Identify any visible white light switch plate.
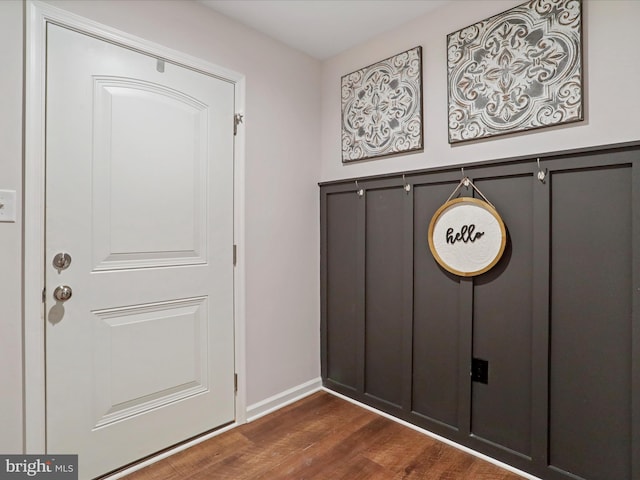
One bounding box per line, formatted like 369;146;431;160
0;190;17;222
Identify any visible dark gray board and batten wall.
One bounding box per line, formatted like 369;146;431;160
320;141;640;480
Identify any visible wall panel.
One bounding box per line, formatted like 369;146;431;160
325;191;360;390
364;188;405;407
549;165;632;479
471;175;534;457
413;182;461;429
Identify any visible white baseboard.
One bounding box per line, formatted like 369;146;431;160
246;377;323;422
323;388;543;480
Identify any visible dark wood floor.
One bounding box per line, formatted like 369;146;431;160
122;391;524;480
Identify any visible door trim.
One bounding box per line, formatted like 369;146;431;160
24;0;247;453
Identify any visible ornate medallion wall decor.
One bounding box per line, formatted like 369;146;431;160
342;46;423;162
447;0;583;143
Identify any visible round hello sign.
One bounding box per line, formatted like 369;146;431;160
428;197;506;277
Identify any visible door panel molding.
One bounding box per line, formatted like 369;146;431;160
24;0;246;454
92;296;209;428
91;76;209;270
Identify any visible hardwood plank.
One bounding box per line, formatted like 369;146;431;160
290;417;395;479
249;405;375;479
167;432;252;476
117;459;181;480
361;421;437;474
315;455;394;480
122;392;525;480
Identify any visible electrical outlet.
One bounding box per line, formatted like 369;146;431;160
471;358;489;384
0;190;17;222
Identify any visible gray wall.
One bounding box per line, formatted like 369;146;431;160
320;1;640;182
321;144;640;480
0;0;25;454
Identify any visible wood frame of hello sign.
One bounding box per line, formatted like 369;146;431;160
428;178;506;277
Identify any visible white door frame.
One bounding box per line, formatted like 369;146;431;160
24;0;247;454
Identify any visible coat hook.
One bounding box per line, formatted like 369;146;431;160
536;158;546;183
355;180;364;197
403;174;411;193
461;168;470;187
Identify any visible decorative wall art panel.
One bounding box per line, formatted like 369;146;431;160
342;46;423;162
447;0;583;143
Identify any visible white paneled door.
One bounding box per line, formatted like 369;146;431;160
45;24;235;479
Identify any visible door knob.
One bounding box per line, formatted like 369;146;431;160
53;285;73;302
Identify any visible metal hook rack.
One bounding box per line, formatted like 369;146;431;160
461;168;470;187
403;175;411;193
446;169;495;208
536;158;547;183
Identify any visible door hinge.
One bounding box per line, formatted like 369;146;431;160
42;287;46;303
233;244;237;266
233;113;244;136
234;373;238;393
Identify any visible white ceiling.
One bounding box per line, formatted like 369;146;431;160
198;0;450;60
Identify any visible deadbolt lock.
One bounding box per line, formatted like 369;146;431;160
52;252;72;272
